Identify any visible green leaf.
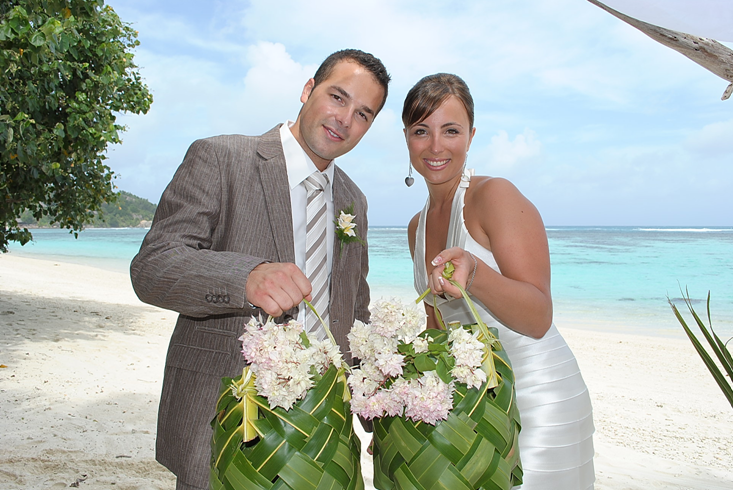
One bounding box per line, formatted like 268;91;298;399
423;329;447;342
670;291;733;408
428;342;449;354
436;357;453;385
398;343;415;355
29;31;46;46
0;24;14;41
413;354;436;373
278;452;323;490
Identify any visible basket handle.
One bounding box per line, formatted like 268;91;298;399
301;298;339;347
416;261;500;388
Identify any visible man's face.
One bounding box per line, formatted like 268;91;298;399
292;60;385;170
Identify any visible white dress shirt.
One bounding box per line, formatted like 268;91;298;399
279;121;335;325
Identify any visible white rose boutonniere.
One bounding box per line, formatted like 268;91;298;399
334;203;365;254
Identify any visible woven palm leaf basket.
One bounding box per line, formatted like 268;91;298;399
210;310;364;490
370;273;523;490
372;330;521;490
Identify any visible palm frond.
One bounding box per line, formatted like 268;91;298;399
669;289;733;408
211;364;364;489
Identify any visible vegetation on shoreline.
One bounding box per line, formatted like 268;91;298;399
19;191;156;228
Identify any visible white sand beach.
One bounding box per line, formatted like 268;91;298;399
1;254;732;489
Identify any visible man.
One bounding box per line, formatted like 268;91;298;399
130;49;390;490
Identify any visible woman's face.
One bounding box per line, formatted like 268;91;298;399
405;95;476;186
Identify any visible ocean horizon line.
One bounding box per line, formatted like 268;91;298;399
16;224;733;233
374;225;733;231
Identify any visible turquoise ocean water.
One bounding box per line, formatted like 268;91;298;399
6;226;733;338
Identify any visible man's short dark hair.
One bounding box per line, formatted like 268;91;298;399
312;49;391;114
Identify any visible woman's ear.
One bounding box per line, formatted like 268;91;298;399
467;126;477;151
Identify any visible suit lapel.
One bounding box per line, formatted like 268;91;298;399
331;167;358;283
254;132;359;305
257;126;296;264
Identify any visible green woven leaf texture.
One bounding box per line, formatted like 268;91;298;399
211;364;364;490
373;338;522;490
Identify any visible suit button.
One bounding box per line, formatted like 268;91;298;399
216;295;223;303
205;294;213;303
223;295;230;304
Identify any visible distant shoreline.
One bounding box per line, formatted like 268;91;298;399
17;222;152;230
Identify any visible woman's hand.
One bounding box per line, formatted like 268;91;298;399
428;247;478;299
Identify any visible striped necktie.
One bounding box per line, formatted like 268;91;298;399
304;172;330;338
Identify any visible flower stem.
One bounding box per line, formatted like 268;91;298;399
303;298;339;348
416;261;499;388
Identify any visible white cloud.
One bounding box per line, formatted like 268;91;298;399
475;129;544;173
101;0;733;224
239;42;316;128
684;119;733;158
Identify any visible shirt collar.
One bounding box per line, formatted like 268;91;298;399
280;121;334;190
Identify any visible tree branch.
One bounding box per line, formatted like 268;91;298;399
588;0;733;100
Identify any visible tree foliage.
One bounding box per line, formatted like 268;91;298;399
0;0;152;252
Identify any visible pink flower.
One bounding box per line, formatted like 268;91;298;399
402;372;454;425
375;352;405;378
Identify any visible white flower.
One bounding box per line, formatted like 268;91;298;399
452;365;487;389
369;298;426;340
412;337;429;354
338;211;357;237
449;327;485;369
239;316;340;410
375;351;405;378
347;368;381;397
347;320;373;360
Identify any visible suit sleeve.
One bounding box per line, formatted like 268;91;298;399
130;138;267;317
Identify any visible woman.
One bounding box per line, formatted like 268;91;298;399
405;73;595;489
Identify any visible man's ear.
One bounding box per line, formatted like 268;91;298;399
300;78;316;104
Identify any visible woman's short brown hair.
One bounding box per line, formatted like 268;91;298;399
402;73;474;130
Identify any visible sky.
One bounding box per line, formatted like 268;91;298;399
103;0;733;227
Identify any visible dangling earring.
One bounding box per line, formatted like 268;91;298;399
405;162;415;187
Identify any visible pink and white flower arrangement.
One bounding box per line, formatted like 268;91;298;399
240;316;344;410
347;298;493;425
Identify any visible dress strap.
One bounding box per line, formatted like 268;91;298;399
445;168;473;250
413;197;431;301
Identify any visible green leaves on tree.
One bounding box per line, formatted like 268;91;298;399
0;0;153;251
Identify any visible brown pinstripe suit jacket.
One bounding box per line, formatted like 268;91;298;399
130;125;370;487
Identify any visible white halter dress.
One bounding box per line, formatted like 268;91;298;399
413;171;595;490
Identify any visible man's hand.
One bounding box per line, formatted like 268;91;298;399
245;262;312;317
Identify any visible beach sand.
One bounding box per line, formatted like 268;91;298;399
1;254;731;489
